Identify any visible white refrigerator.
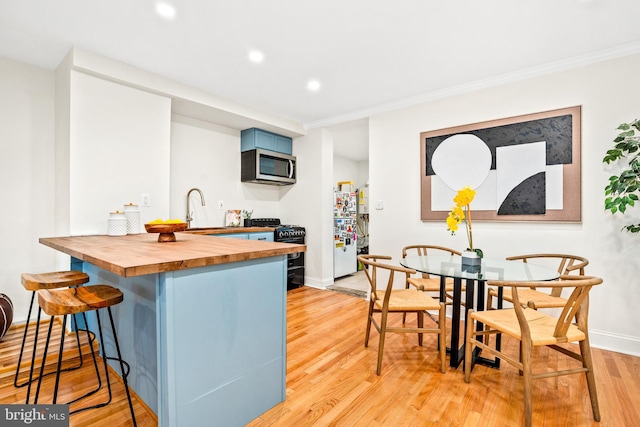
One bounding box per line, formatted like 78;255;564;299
334;190;358;278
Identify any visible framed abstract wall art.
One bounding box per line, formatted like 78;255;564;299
420;106;581;222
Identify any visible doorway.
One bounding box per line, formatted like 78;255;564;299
330;118;369;296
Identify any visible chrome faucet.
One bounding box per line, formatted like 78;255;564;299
186;188;206;228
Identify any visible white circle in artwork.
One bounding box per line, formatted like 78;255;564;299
431;134;492;190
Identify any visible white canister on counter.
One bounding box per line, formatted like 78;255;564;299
123;203;141;234
108;211;127;236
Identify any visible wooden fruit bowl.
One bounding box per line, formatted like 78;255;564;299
144;223;188;242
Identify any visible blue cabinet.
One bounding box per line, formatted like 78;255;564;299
248;231;274;242
209;231;274;242
211;233;249;239
241;128;292;155
82;255;287;426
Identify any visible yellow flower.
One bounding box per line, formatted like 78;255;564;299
452;206;465;221
446;214;459;232
453;186;476;207
446;186;477;250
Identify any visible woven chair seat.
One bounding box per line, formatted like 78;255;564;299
402;245;462;309
408;276;463;292
359;254;446;375
471;307;586;345
373;289;441;312
491;287;566;309
466;275;603;427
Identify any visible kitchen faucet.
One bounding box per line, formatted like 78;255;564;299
186;188;206;228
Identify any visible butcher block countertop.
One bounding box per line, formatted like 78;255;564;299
39;232;305;278
185;226;274;234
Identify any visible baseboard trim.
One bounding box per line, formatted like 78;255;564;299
303;276;333;289
589;329;640;357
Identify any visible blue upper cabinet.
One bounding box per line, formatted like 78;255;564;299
241;128;292;155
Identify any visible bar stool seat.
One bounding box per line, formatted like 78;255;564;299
15;271;90;389
30;285;137;425
21;271;90;291
38;285;123;315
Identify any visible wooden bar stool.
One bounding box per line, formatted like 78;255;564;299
29;285;137;425
16;271;90;388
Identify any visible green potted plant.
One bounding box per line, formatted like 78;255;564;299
603;119;640;233
242;209;254;227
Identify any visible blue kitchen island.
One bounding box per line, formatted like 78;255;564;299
39;232;305;426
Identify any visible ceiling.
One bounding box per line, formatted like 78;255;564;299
2;1;640;161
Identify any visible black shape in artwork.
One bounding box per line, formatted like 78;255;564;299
425;114;573;176
498;172;546;215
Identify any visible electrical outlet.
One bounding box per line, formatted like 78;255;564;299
141;193;151;207
218;200;224;210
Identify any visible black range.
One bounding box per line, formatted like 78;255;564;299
251;218;305;290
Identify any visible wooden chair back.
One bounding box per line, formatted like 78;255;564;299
491;275;602;340
402;245;461;279
358;254;415;309
358;254;446;375
506;253;588;297
468;274;603;426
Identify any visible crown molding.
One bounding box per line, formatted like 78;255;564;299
305;41;640;130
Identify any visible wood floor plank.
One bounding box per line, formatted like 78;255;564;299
1;285;638;426
0;317;156;426
254;286;639;426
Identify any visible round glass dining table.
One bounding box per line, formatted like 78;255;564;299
400;254;560;369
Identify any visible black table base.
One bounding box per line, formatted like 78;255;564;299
441;276;502;369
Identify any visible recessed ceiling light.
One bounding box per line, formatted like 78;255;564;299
249;51;264;63
155;2;176;19
307;80;321;91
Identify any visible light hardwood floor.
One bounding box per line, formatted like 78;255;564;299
1;286;639;426
0;319;157;426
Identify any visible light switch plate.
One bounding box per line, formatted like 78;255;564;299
141;193;151;207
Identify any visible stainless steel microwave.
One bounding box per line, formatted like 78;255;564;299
241;149;296;185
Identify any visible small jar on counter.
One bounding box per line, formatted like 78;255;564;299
108;211;127;236
123;203;141;234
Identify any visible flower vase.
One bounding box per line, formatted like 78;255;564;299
461;250;482;273
461;250;481;267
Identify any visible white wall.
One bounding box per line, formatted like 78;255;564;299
333;155;369;191
357;160;369;189
67;71;172;234
169;116;282;225
281;128;335;287
0;55;292;323
333;155;357;189
0;58;56;323
368;53;640;355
